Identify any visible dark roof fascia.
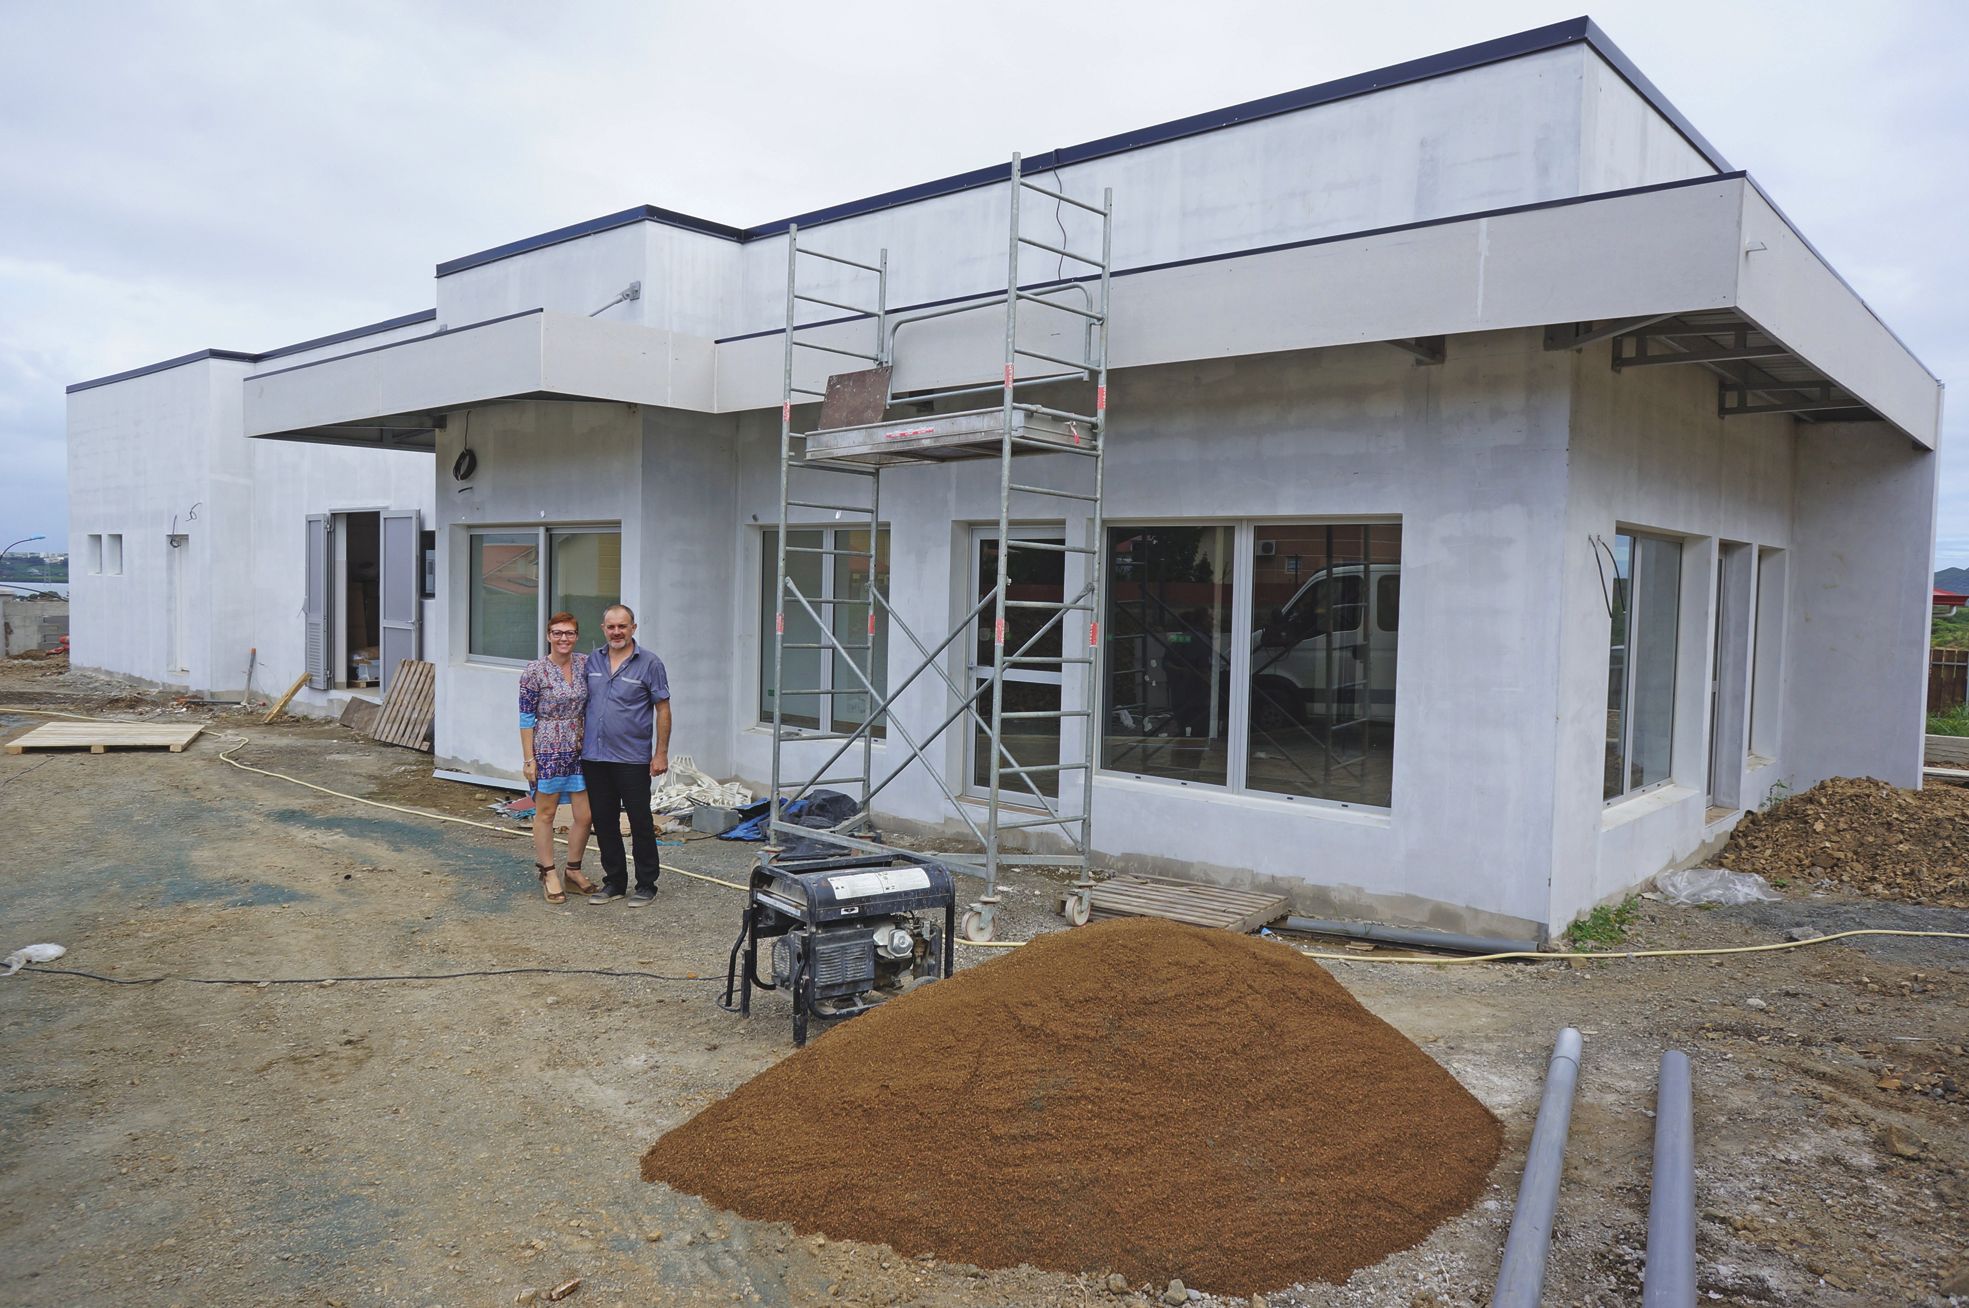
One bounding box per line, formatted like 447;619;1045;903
257;308;439;362
67;308;439;394
66;349;259;395
435;204;746;277
715;170;1751;345
434;17;1732;277
243;308;546;383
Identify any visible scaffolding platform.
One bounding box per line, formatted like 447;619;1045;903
803;407;1095;465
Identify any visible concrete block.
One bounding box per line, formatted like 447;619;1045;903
690;805;741;835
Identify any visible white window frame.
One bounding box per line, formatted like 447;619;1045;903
1098;515;1402;813
757;524;891;738
465;523;621;665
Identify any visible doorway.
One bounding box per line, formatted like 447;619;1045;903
967;527;1065;799
336;511;381;687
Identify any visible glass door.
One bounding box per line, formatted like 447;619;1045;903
968;528;1065;799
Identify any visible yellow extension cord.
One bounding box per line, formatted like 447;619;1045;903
6;705;1966;961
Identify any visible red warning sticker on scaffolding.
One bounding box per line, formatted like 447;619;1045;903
868;612;876;636
775;612;784;635
1089;620;1100;649
1004;364;1015;388
1068;423;1081;444
781;401;791;423
994;618;1006;646
1096;385;1107;413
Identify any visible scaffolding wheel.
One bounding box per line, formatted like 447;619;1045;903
1062;892;1091;927
960;907;995;944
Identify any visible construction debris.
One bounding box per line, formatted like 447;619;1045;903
1720;778;1969;908
641;918;1501;1296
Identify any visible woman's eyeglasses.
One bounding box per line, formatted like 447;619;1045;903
549;630;579;640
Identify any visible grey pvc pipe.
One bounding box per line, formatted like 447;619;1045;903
1491;1027;1583;1308
1643;1050;1696;1306
1280;916;1540;958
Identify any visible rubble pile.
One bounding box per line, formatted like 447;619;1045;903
1721;777;1969;909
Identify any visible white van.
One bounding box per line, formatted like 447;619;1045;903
1249;562;1399;728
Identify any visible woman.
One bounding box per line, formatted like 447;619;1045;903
519;612;598;903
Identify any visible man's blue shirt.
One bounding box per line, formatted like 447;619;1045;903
581;643;670;764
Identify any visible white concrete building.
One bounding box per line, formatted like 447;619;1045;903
67;19;1942;940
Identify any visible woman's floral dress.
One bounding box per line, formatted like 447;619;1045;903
518;652;589;794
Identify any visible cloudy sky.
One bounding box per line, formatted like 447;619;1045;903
2;0;1964;563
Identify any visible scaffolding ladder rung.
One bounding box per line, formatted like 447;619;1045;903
899;373;1083;406
771;733;867;743
995;813;1079;830
1006;655;1094;666
1009;482;1098;502
1000;762;1090;775
1014;290;1105;321
1017;234;1104;267
1013;345;1093;372
790;387;826;397
1005;538;1095;554
1017;178;1107;215
1018;402;1100;425
794;292;880;316
780;643;872;651
788;775;869;788
794;340;883;363
1000;709;1091;719
1008;435;1099;457
798;248;883;273
775;688;871;697
785;500;876;513
1003;600;1095;612
795;458;880;477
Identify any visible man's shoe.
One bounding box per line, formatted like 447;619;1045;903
587;887;626;905
625;888;658;908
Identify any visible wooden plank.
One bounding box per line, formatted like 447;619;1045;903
339;696;382;735
5;721;204;754
264;672;310;724
369;660;436;752
1088;873;1287;933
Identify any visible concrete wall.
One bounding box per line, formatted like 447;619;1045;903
1552;341;1796;924
66;357;433;708
1;598;67;656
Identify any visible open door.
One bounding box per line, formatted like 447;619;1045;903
379;509;422;694
304;514;333;691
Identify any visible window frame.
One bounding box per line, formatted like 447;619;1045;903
1603;528;1685;805
758;524;891;739
1098;516;1402;813
465;523;622;665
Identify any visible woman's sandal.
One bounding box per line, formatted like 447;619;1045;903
563;862;598;896
536;862;567;905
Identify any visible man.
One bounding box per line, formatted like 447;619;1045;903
580;603;672;906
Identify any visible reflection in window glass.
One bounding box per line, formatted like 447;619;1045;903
549;530;621;654
1246;523;1400;806
760;527;890;737
1102;526;1234;785
832;528;890;737
469;531;539;660
1604;532;1681;799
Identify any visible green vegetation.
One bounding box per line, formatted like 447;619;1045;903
1928;701;1969;738
1566;896;1640;949
1933;610;1969;649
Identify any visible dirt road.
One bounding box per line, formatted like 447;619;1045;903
1;665;1965;1306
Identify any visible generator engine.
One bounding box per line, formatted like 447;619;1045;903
721;852;956;1045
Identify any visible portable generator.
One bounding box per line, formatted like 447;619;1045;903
721;852;956;1045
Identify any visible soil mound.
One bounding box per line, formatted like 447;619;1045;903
642;917;1501;1295
1721;778;1969;909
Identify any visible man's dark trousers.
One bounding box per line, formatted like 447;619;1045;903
582;761;661;895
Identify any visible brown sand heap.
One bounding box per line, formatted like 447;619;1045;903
1721;777;1969;909
642;917;1501;1295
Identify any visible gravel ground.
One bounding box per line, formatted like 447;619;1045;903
2;660;1966;1307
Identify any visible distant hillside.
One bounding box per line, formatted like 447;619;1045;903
1939;567;1969;594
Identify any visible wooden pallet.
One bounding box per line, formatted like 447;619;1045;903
1088;873;1287;933
5;721;204;755
369;660;436;752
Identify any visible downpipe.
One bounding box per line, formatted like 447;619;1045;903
1491;1027;1583;1308
1279;915;1541;957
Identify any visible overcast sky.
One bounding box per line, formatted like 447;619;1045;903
2;0;1964;564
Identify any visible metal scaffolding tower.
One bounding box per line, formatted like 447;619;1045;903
767;153;1113;943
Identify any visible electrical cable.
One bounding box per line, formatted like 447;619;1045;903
11;705;1967;963
17;965;715;987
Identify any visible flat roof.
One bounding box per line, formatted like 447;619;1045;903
66;309;436;395
433;16;1728;277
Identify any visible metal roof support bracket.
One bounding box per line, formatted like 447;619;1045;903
1542;316;1672;352
1389;336;1446;365
1717;381;1863;418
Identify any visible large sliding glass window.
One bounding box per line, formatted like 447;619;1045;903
760;527;890;738
1604;531;1683;800
1247;523;1401;807
468;526;621;662
1103;526;1234;785
1101;520;1401;810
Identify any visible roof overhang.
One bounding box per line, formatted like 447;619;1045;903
247;175;1940;453
243;309;716;449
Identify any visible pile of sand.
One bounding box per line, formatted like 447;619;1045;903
642;917;1501;1295
1722;777;1969;909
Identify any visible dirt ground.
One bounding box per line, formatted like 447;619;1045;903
2;657;1966;1307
